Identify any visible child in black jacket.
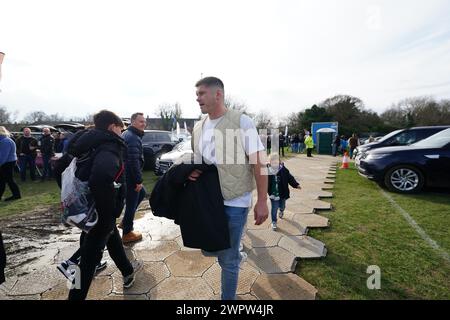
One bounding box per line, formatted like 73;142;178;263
267;154;301;230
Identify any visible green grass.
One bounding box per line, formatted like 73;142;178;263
0;170;159;219
296;163;450;300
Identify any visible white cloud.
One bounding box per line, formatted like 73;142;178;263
1;0;450;120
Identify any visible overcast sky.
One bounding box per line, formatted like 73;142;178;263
1;0;450;121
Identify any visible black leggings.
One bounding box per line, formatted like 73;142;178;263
0;162;21;199
68;211;133;300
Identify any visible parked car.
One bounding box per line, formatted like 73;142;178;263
354;126;450;159
20;125;59;133
54;123;85;133
155;138;193;175
356;128;450;193
142;130;176;169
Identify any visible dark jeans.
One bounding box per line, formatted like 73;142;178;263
0;162;21;199
270;199;286;222
279;146;285;157
122;185;146;234
18;155;36;181
307;148;313;157
41;154;53;179
68;208;133;300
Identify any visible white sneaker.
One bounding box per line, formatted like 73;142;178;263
271;222;277;231
240;251;248;266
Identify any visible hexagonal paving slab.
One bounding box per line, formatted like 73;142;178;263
278;235;327;259
135;240;180;262
8;266;62;296
202;262;260;295
247;247;297;274
112;261;170;295
165;251;216;277
148;277;214;300
251;273;317;300
293;213;329;228
273;218;308;236
245;229;283;248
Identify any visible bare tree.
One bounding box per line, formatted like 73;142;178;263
0;106;11;124
224;95;251;115
253;110;273;130
156;102;183;131
23;110;48;124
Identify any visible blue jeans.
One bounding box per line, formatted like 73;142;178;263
42;154;53;179
270;199;286;222
215;206;248;300
122;184;146;234
18;155;36;181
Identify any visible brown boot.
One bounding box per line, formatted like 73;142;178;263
122;231;143;244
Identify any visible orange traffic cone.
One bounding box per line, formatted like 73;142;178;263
341;152;350;169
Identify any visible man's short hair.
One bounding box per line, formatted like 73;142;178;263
93;110;124;130
131;112;144;122
195;77;224;91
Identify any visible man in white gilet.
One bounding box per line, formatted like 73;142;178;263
190;77;269;300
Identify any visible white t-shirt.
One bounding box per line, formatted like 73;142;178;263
199;114;265;208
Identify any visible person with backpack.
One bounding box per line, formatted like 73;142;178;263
53;128;108;282
66;110;142;300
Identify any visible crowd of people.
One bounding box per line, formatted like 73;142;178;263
0;76;365;300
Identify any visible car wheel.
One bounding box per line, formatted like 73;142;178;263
384;165;424;193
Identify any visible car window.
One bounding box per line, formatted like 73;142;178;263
389;130;417;145
142;133;156;143
157;133;172;142
378;129;403;143
412;128;450;148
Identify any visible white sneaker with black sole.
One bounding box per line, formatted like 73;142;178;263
123;260;144;289
57;259;108;281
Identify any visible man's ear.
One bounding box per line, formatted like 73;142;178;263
107;123;114;132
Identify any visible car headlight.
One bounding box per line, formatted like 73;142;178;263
366;153;388;160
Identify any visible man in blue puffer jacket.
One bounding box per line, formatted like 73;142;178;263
119;113;146;243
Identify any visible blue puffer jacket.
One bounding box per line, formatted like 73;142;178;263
0;135;18;166
122;126;144;186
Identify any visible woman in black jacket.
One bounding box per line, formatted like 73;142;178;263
66;110;142;300
267;154;301;231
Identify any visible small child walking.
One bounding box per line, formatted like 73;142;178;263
267;154;301;231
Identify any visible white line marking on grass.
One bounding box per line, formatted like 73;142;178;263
379;187;450;264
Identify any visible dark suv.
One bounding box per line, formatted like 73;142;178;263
356;128;450;193
142;130;176;169
355;126;450;159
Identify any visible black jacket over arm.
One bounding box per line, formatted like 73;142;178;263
150;155;230;252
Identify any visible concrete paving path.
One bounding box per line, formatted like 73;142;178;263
0;154;338;300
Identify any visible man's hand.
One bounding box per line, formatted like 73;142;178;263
19;153;25;156
188;169;203;181
254;199;269;225
135;183;143;192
